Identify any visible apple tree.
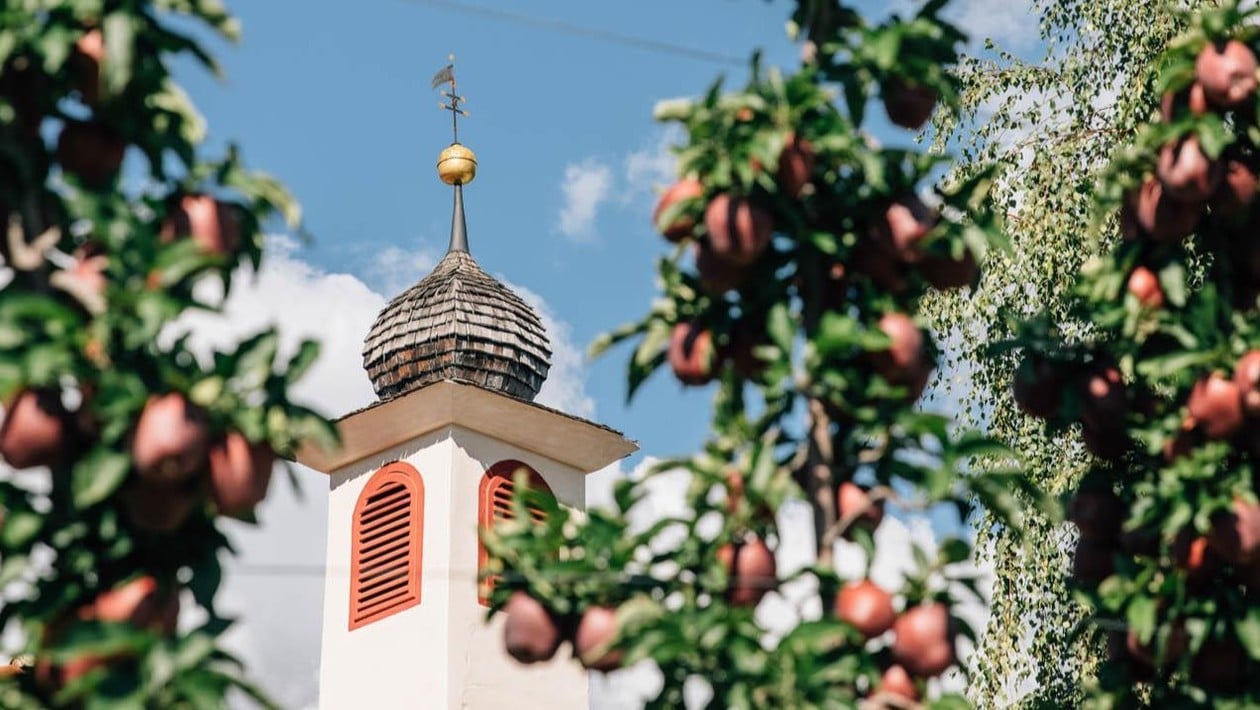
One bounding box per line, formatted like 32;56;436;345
1007;1;1260;704
483;1;1038;706
0;1;334;707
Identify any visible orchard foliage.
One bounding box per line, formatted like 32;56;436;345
484;1;1038;707
930;0;1210;702
1010;2;1260;705
0;1;333;707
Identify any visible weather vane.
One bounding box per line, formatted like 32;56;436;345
432;54;467;144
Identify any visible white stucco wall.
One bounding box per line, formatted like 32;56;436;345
319;429;453;709
447;426;589;710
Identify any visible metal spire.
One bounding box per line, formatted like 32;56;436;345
449;183;468;253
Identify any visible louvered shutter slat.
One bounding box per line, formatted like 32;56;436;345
349;464;425;630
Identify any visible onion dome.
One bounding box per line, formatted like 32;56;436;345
362;144;551;402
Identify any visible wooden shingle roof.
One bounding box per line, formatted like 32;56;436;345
362;249;552;402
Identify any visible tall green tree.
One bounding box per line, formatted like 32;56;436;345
925;1;1206;705
0;2;334;706
484;1;1034;707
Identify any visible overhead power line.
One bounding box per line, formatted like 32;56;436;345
400;0;747;67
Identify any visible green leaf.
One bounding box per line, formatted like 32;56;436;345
1237;607;1260;661
937;537;971;565
767;301;794;354
101;13;136;97
72;448;131;509
1;509;42;549
284;340;321;385
232;330;280;390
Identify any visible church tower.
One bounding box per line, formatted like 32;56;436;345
297;66;637;709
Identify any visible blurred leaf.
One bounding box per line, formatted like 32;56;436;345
72;448;131;509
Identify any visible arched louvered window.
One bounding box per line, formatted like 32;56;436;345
478;460;554;606
349;462;424;630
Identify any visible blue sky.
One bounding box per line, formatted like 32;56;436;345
177;0;804;463
162;1;1043;706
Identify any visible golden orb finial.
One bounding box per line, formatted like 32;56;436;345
438;143;477;185
432;57;475;186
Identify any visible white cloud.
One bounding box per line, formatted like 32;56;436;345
558;159;615;242
366;244;438;298
623;129;680;202
506;280;596;420
947;0;1039;50
555;128;683;244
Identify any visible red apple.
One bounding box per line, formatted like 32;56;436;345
875;197;937;263
1132;179;1200;242
883;78;938;130
1127;624;1188;669
56;576;179;684
920;249;978;290
1079;366;1126;432
56;121;125;187
1081;421;1126;460
1013;356;1064;419
776;133;815;198
574;605;623;671
1160;83;1210;121
1174;531;1220;581
1157;136;1221;203
1196;40;1258;109
875;664;919;701
160;194;242;256
668;322;716;386
835;580;895;639
1208;497;1260;565
837;481;884;537
653;179;704;242
1072;537;1116;583
1069;488;1125;540
130;393;210;483
208;432;275;518
891;603;955;678
1234;350;1260;416
502;592;562;664
851;239;910;293
1187;372;1244;439
70;29;104;105
703;194;773;266
0;388;70;469
1126;266;1164;309
870;312;932;399
1210;157;1258;217
717;538;777;607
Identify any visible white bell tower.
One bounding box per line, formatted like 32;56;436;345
296;76;637;708
297;381;634;709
